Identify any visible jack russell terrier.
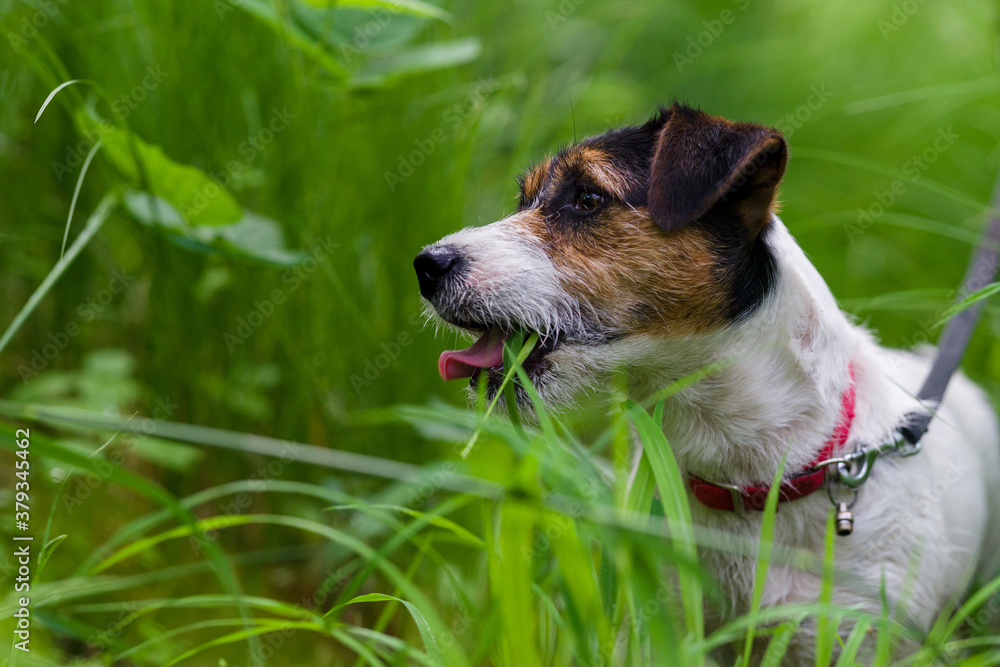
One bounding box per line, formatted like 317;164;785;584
413;103;1000;663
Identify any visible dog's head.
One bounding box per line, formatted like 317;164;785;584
414;103;788;411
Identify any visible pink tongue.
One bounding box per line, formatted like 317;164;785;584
439;328;507;381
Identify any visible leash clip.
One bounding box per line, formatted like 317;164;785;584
834;447;877;488
830;432;920;489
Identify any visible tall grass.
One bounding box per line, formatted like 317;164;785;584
2;379;999;664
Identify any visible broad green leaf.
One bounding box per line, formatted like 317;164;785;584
77;112;242;226
214;211;308;265
299;0;452;22
354;38;481;86
123;191;306;267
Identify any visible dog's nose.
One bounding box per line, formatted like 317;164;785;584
414;245;461;299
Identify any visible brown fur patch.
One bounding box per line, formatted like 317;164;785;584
509;207;730;337
518;158;552;209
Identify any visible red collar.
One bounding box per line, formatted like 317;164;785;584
687;365;856;513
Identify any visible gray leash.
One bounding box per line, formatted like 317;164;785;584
900;187;1000;445
825;180;1000;535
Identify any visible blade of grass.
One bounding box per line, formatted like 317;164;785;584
43;427;126;576
0;191;118;357
34;78;85;123
623;399;703;662
492;456;543;667
90;513;465;665
502;328;526;432
874;573;894;665
163;619;323;666
330;625;389;667
461;331;539;457
915;573;1000;666
333;593;441;664
70;594;318;621
741;452;789;667
78;478;359;574
325;503;483;548
936;281;1000;326
762;618;802;667
833;617;871;666
326;495;476;613
0;423;264;662
843;76;1000;114
0;400;504;499
815;509;839;665
499;500;543;666
61;139;103;259
696;602;873;656
543;508;612;661
347;625;440;666
348;550;429;667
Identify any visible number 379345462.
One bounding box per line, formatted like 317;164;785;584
14;429;30;517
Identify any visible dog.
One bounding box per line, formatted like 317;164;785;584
414;103;1000;663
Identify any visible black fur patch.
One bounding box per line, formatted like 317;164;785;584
698;215;778;321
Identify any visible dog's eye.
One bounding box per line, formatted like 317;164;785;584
574;190;605;213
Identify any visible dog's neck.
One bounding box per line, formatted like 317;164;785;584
631;219;877;484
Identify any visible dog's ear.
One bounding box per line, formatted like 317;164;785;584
647;104;787;235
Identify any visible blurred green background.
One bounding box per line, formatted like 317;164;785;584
2;0;1000;663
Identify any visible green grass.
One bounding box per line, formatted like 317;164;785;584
3;393;999;664
2;0;1000;664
